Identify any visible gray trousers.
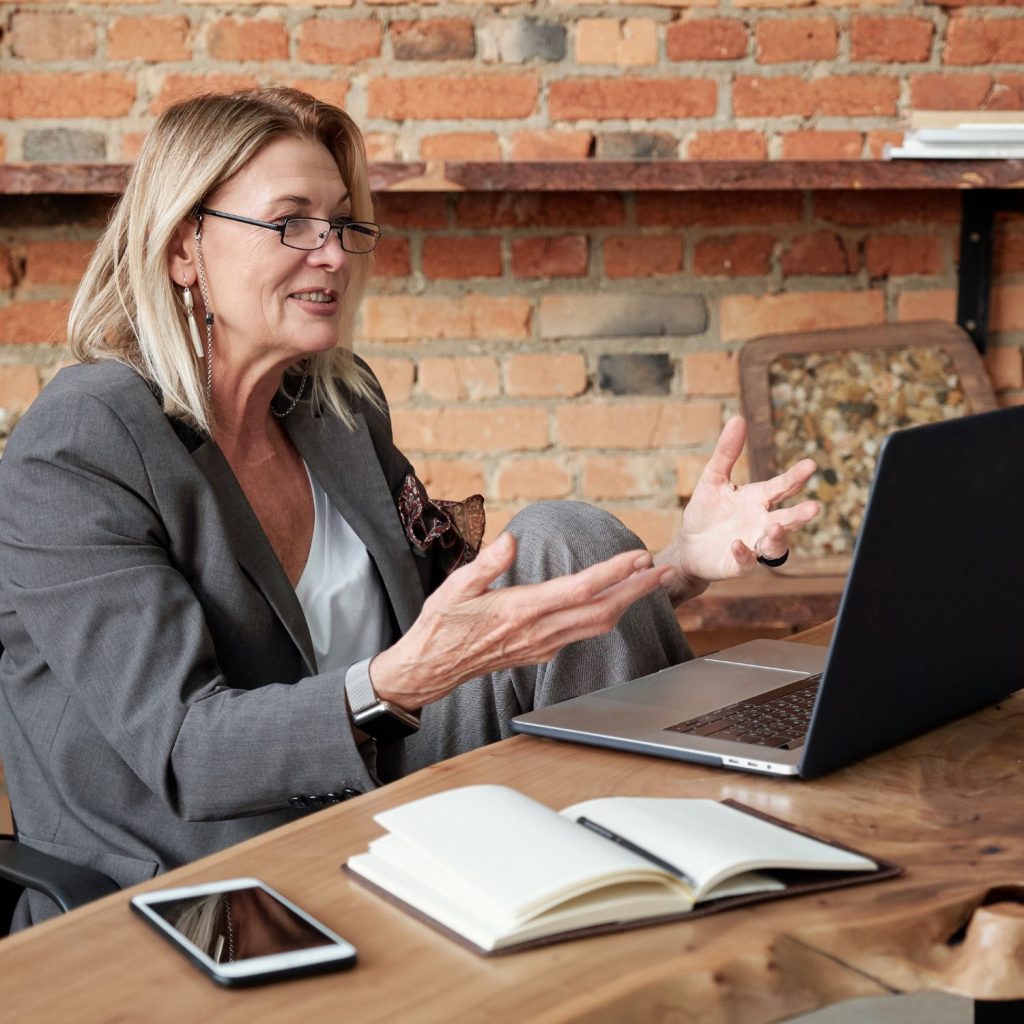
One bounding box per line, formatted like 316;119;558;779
384;501;693;780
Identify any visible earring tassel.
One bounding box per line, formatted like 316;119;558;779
182;286;205;360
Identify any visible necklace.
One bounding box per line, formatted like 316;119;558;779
271;365;309;419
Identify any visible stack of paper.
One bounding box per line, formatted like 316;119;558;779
887;111;1024;160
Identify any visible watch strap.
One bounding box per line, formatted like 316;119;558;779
345;657;378;716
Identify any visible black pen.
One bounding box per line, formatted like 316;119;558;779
576;816;698;890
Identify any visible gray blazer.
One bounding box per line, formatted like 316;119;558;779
0;360;441;923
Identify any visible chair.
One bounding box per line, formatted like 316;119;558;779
0;643;120;935
739;321;997;577
0;825;120;935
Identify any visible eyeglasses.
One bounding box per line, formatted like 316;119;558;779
196;206;381;254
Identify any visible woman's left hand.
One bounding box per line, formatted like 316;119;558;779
655;414;819;605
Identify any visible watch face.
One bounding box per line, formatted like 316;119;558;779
353;703;420;742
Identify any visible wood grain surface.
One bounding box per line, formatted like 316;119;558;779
2;623;1022;1023
4;160;1024;196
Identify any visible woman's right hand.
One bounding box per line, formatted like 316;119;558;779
367;532;676;712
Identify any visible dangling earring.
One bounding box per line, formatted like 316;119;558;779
193;221;215;404
181;284;204;360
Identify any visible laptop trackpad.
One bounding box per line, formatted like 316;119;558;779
599;658;810;717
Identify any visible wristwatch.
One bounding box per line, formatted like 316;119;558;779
345;657;421;742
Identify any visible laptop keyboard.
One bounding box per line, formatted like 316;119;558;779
665;674;822;750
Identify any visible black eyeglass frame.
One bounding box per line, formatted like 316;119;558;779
195;206;382;254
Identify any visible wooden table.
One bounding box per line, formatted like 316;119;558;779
2;621;1023;1023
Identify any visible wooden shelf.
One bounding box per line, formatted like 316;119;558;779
676;572;845;634
3;159;1024;196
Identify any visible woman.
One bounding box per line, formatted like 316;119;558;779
0;88;816;928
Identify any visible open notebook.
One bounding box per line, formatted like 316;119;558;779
344;785;900;955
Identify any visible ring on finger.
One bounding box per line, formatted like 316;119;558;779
754;536;789;568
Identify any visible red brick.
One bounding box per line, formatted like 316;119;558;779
421;237;502;279
636;191;802;228
813;75;900;116
864;235;944;277
120;132;148;161
208;18;287;61
362;295;531;340
10;12;97;60
455;193;626;229
720;291;885;343
22;241;96;286
510;130;593;160
108;15;190;60
924;0;1024;6
511;236;588;279
991;74;1024;110
416;459;486;500
813;191;960;226
372;236;411;278
391;18;475;60
991;284;1024;331
0;300;69;345
505;354;588;398
368;74;538;120
0;366;42;411
910;73;992;110
609;508;680;555
375;194;448;231
733;75;899;117
556;401;721;449
0;246;15;291
496;459;573;501
362;132;395;161
604;235;683;278
417;357;500;401
897;289;956;323
582;456;661;500
945;16;1024;65
667;17;747;61
866;130;904;158
392;407;549;453
694;234;774;277
733;75;813;117
734;0;841;8
852;15;934;63
683;351;739;396
780;131;863;159
286;78;349;109
686;130;767;160
675;453;707;499
0;73;135;119
482;506;518;545
549;78;717;120
781;232;859;276
984;346;1024;391
152;74;257;115
420;133;501;160
296;18;381;64
756;17;837;63
994;219;1024;274
576;19;658;66
366;357;414;404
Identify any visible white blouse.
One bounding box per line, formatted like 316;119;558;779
294;465;391;675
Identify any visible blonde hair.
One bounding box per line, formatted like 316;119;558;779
68;87;379;435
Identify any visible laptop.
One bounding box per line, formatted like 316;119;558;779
513;404;1024;779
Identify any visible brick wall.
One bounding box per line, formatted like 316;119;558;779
2;1;1024;548
5;1;1024;162
4;188;1024;548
